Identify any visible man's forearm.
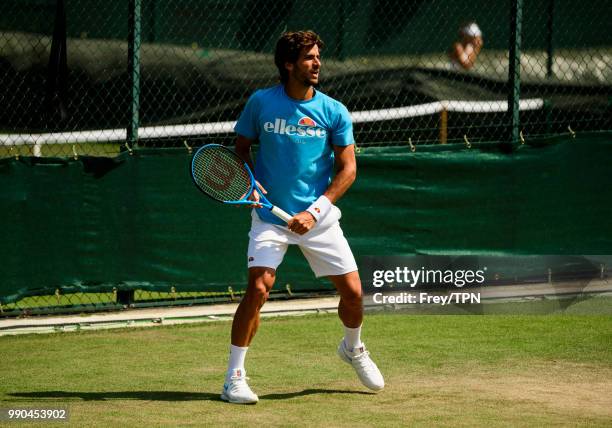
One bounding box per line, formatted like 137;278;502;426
323;165;356;204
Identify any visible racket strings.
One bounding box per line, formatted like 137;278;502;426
192;147;252;202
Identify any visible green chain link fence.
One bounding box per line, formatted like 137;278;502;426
0;287;311;317
1;0;610;157
1;0;611;315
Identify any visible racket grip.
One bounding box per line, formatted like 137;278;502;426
270;206;293;223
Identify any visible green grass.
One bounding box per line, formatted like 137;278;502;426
1;313;611;427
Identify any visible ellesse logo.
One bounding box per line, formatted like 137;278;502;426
263;117;326;137
298;117;317;127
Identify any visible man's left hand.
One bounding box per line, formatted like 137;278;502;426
287;211;317;235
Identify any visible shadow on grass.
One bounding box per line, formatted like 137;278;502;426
260;389;374;400
7;391;222;402
8;389;372;402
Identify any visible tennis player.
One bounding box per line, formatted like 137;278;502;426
221;30;384;404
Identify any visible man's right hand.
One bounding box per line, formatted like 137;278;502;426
287;211;317;235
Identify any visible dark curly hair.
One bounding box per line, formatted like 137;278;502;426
274;31;324;84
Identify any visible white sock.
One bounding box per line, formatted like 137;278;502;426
226;344;248;379
343;325;363;351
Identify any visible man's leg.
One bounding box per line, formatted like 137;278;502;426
330;271;384;391
330;271;364;349
329;270;363;328
221;267;276;404
232;267;276;346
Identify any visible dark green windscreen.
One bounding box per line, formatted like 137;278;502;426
1;133;611;303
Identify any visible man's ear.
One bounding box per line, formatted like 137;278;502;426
285;62;294;73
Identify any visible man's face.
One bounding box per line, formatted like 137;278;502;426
461;34;483;49
286;44;321;87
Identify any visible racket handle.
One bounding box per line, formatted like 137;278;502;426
270;206;293;223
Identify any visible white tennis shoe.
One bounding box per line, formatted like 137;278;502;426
220;368;259;404
337;339;385;391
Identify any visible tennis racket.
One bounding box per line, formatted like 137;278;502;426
191;144;293;223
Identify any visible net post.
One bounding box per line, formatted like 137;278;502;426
543;99;553;134
507;0;524;148
127;0;142;147
439;107;448;144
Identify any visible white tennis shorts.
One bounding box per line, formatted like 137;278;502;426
247;206;358;278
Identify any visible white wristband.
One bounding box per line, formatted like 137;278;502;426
306;195;332;222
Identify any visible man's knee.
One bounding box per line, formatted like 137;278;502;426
246;267;276;305
250;281;269;304
330;271;363;307
342;287;362;308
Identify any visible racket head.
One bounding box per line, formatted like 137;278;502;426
191;144;256;204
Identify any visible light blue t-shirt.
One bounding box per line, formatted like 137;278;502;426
234;84;354;225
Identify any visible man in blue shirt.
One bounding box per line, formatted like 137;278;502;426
221;31;384;404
